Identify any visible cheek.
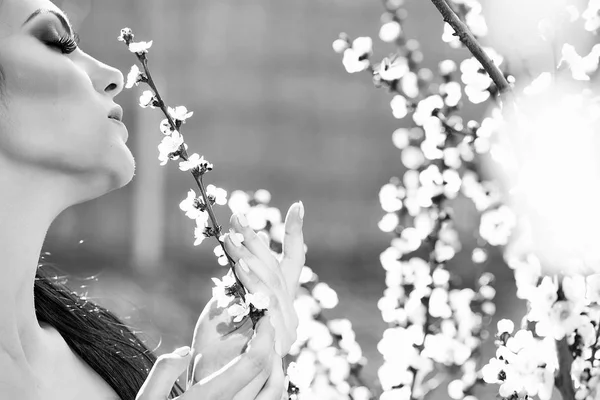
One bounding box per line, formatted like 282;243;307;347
0;41;119;171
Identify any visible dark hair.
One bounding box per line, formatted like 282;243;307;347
34;261;186;400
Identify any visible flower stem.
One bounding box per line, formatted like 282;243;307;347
429;0;511;95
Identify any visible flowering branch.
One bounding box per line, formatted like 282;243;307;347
429;0;511;94
117;28;268;325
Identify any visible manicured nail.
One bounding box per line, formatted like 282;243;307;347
298;201;304;220
173;346;190;357
237;213;249;228
229;230;244;247
238;258;250;273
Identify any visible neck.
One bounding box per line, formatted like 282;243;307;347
0;171;67;388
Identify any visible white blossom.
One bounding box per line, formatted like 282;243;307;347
125;64;142;89
158;130;184;166
128;40;153;54
168;105;194;123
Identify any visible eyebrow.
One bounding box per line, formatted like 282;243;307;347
22;8;74;36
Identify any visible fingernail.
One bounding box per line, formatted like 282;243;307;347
238;258;250;273
229;230;244;247
173;346;190;357
298;201;304;220
237;213;249;228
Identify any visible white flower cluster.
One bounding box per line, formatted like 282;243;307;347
482;321;557;400
224;190;372;400
481;272;600;400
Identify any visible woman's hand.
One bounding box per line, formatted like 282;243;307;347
188;202;305;387
136;317;287;400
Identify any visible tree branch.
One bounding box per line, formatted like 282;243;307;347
555;337;575;400
429;0;512;94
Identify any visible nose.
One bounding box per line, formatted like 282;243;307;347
79;51;125;98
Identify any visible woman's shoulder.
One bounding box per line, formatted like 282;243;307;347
37;323;122;400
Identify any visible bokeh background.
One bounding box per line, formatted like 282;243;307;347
42;0;588;397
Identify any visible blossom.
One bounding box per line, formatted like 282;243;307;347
342;37;372;73
497;319;514;335
125;64;142;89
377;57;408;81
158;130;184;166
587;274;600;303
332;38;349;54
207;184;228;206
583;0;600;31
391;95;409;119
128;40;153;54
312;282;339;309
246;292;270;310
211;274;236;308
179;153;213;173
213;244;228;266
379;21;402;43
479;206;516;246
117;27;133;43
179;189;204;220
168;105;194;123
227;301;250;322
159;118;173;135
139;90;156;108
193;212;210;246
558;43;600;81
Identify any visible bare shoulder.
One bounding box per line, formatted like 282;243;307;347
37;324;122;400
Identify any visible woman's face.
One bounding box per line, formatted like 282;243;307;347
0;0;134;205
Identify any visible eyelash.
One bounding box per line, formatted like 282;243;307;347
47;32;80;54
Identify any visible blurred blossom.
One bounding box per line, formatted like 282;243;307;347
442;23;461;48
401;72;419;98
377;57;409;81
583;0;600;31
342;37;372;73
378;212;400;233
332;38;349;54
440;81;463;107
401;146;425;169
392;128;410;149
439;59;457;76
391;95;409;119
227;190;251;214
312;282;339;309
558;43;600;81
379;21;402;43
491;79;600;275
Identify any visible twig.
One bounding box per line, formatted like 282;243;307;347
429;0;511;94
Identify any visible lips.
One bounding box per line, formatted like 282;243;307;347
108;105;124;121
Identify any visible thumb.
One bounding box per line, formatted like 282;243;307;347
136;346;191;400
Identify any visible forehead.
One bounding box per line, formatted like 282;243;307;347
0;0;64;38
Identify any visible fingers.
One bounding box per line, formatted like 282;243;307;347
185;317;276;399
231;257;296;356
225;234;286;296
229;213;278;271
280;202;305;298
255;357;286;400
136;346;191;400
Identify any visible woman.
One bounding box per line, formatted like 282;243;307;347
0;0;305;399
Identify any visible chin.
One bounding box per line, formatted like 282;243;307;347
100;146;136;192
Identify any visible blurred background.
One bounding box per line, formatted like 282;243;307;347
42;0;589;397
